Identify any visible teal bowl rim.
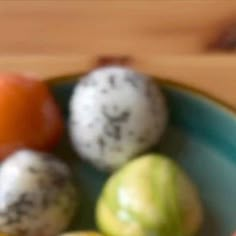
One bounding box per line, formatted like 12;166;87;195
45;72;236;120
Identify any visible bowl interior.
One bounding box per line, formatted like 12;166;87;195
49;76;236;236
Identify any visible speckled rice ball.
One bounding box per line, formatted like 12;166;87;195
0;150;77;236
69;66;167;171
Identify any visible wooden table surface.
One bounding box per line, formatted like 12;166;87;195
0;1;236;107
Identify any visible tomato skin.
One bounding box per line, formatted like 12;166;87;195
0;74;63;160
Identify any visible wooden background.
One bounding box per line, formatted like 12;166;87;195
0;1;236;107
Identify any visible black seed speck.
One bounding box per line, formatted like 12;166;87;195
137;137;146;143
4;193;35;224
52;175;67;188
102;106;130;123
97;136;105;151
125;75;138;88
104;125;113;138
15;205;29;216
113;125;121;140
5;212;19;225
28;166;38;173
20;193;34;206
109;75;116;88
41;193;50;209
104;125;121;141
9;193;33;210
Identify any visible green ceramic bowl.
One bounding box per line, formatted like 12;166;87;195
47;75;236;236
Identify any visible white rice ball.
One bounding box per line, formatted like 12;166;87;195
69;66;167;170
0;150;77;236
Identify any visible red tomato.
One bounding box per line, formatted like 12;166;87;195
0;74;63;160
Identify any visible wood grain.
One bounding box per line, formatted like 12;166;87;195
0;1;235;109
0;0;236;55
0;54;235;108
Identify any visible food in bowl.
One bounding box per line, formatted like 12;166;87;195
0;74;63;160
96;154;203;236
69;66;167;171
0;150;77;236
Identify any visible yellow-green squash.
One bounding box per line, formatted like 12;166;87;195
96;154;203;236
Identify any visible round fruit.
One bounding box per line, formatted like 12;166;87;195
0;74;63;160
0;149;77;236
96;154;203;236
69;66;167;171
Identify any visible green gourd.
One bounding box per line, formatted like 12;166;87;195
96;154;203;236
